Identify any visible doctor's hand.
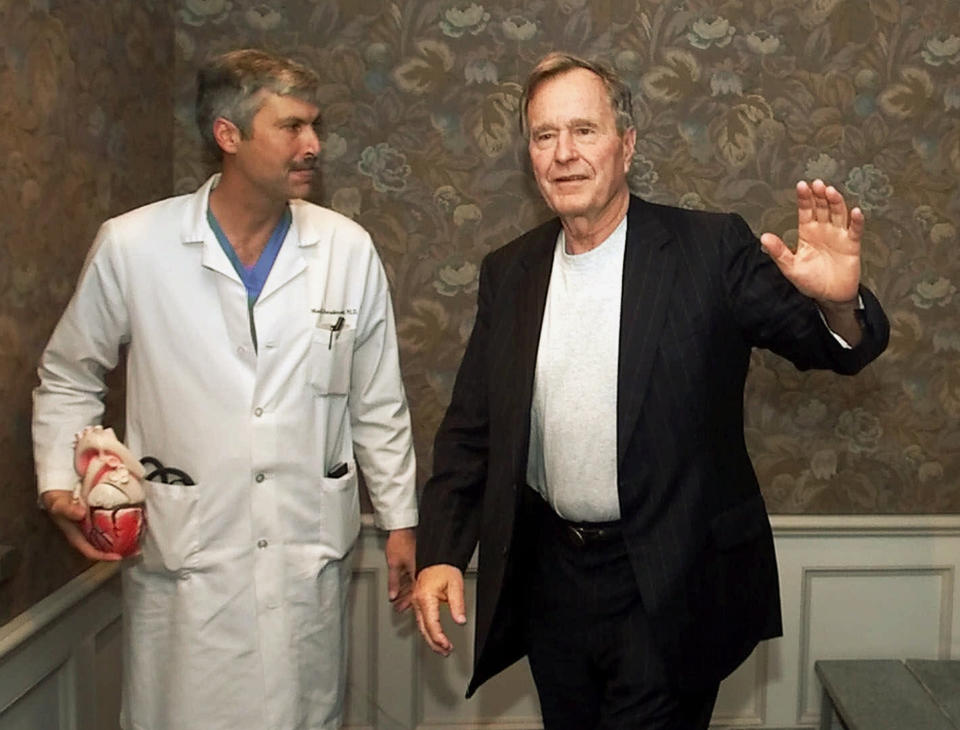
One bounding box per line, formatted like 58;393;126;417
761;179;862;306
385;527;416;613
412;564;466;656
41;490;122;562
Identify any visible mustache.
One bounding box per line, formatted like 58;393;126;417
290;156;318;172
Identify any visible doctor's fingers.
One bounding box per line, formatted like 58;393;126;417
50;515;122;562
388;566;414;613
43;492;122;561
43;490;85;521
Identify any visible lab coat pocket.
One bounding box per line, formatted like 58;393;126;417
140;479;200;574
320;466;361;553
321;462;357;492
309;326;355;395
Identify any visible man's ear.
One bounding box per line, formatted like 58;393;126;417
622;127;637;171
212;117;242;156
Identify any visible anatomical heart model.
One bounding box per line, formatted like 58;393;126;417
73;425;146;557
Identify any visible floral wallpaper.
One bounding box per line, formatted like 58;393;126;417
0;0;174;626
3;0;959;628
173;0;960;515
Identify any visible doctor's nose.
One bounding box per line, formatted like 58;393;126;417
302;125;321;157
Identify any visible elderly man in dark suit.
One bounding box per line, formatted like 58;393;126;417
412;52;888;729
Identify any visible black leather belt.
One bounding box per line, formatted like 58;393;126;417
562;522;622;548
525;486;623;549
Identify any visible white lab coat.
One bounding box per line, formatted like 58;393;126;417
33;175;418;730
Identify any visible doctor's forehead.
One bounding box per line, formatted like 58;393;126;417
255;92;321;121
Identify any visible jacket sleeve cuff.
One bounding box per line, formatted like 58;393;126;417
816;293;865;349
36;470;78;497
372;509;419;532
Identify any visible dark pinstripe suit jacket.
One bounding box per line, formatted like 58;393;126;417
417;195;889;696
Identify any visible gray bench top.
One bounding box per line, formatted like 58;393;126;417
816;660;958;730
907;660;960;726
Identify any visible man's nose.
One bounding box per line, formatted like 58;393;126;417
302;125;321;156
554;130;577;163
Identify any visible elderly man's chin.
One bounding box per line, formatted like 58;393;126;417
541;188;592;217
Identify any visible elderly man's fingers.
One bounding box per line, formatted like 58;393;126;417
414;591;453;655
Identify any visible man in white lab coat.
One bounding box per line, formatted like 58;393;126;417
33;49;417;730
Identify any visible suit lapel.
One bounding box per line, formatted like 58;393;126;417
617;197;677;466
508;221;559;480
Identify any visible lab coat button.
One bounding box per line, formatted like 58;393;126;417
257;539;268;549
255;473;265;483
254;407;263;417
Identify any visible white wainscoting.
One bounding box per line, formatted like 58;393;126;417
0;562;123;730
3;516;959;730
758;516;960;729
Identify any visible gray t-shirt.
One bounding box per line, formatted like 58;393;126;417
526;216;626;522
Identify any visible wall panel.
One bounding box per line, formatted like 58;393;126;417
6;518;957;729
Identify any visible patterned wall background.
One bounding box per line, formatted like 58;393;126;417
2;0;958;627
173;0;960;514
0;0;173;625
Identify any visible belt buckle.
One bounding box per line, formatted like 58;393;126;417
567;525;588;547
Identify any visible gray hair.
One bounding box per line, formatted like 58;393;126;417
195;49;321;159
519;52;634;137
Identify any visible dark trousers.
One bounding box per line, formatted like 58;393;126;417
520;488;718;730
